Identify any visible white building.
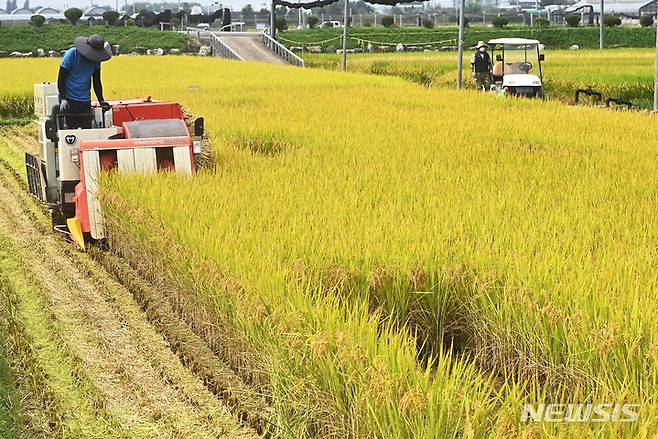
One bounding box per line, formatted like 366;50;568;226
565;0;657;15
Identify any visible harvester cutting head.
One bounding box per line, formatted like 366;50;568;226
28;83;205;250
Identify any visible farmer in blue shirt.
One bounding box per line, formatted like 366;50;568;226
57;34;112;129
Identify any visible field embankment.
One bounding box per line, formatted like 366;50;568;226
0;24;191;54
2;57;657;437
281;25;658;50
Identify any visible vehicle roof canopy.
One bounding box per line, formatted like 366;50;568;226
488;38;540;48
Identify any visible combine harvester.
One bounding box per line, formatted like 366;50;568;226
26;83;205;250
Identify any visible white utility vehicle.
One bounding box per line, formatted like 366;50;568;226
322;20;342;28
489;38;545;99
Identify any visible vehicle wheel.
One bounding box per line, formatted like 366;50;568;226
51;207;66;227
536;88;545;99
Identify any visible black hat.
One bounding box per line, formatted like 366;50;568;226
74;34;112;62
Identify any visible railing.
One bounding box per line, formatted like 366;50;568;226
261;32;305;67
183;26;302;66
209;32;244;60
218;22;245;32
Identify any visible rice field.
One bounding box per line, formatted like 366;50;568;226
1;56;657;438
304;48;656;106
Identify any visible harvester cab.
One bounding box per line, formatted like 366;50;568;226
489;38;545;99
28;83;204;250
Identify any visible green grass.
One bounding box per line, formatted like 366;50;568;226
0;24;191;54
281;25;658;49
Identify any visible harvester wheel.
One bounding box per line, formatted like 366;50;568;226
51;207;66;228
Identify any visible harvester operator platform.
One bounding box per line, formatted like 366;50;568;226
57;34;112;129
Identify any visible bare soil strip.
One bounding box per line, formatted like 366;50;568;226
0;160;259;438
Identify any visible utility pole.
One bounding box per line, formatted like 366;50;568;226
271;0;276;37
456;0;465;88
654;11;658;110
599;0;604;49
342;0;349;70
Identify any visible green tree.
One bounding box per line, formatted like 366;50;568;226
137;9;157;27
640;14;653;27
30;14;45;27
603;15;621;27
275;16;288;31
492;16;509;28
381;15;394;27
535;17;549;27
241;4;255;19
565;13;580;27
465;1;481;13
102;10;120;25
64;7;83;25
307;15;319;28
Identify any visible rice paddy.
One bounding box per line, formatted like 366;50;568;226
305;48;657;106
0;55;656;437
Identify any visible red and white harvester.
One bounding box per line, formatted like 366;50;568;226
27;83;204;250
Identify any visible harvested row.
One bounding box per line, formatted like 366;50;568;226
0;141;259;438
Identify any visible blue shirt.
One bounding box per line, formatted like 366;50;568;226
60;47;100;102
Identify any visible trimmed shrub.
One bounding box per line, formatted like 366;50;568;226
565;14;581;27
492;16;509;28
30;14;45;27
64;7;83;25
103;10;120;26
422;18;434;29
603;15;622;27
535;17;550;27
275;16;288;32
381;15;394;27
307;16;319;28
639;15;653;27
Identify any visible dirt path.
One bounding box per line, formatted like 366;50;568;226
0;161;259;438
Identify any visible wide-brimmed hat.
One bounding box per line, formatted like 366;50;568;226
475;40;488;49
74;34;112;62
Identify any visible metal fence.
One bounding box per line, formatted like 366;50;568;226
210;32;245;61
261;32;305;67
